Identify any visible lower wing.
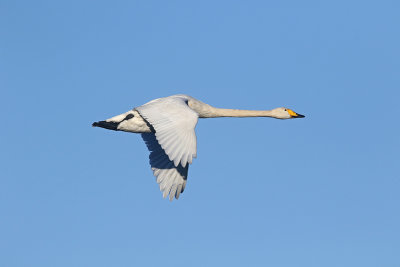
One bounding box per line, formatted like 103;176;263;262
141;133;189;201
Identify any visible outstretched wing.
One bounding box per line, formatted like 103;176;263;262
142;133;188;201
135;96;198;168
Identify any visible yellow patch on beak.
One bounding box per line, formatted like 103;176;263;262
287;109;305;118
287;109;298;117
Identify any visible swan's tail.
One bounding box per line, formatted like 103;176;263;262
92;120;119;131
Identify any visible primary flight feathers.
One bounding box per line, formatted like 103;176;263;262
92;94;305;201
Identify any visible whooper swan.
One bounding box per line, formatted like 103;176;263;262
92;94;305;201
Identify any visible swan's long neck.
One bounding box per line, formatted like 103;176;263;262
188;99;276;118
204;107;276;118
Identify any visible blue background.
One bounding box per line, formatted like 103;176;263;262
1;1;399;266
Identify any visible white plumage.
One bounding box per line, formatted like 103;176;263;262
141;133;188;200
92;94;305;201
136;96;198;168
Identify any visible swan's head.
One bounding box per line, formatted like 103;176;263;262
272;107;305;119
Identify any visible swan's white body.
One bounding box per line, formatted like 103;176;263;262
93;94;304;201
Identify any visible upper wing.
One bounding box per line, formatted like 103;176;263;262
136;96;198;168
142;133;188;201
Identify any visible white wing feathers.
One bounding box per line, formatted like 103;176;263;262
142;133;188;201
136;96;198;168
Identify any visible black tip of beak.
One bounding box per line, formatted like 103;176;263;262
296;114;305;118
92;121;119;130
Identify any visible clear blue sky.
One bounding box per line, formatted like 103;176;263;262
1;1;399;266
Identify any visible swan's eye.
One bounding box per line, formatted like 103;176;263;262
284;109;287;111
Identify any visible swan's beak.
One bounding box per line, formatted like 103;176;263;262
288;109;305;118
293;113;305;118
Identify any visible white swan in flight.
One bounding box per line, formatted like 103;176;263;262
92;94;305;201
